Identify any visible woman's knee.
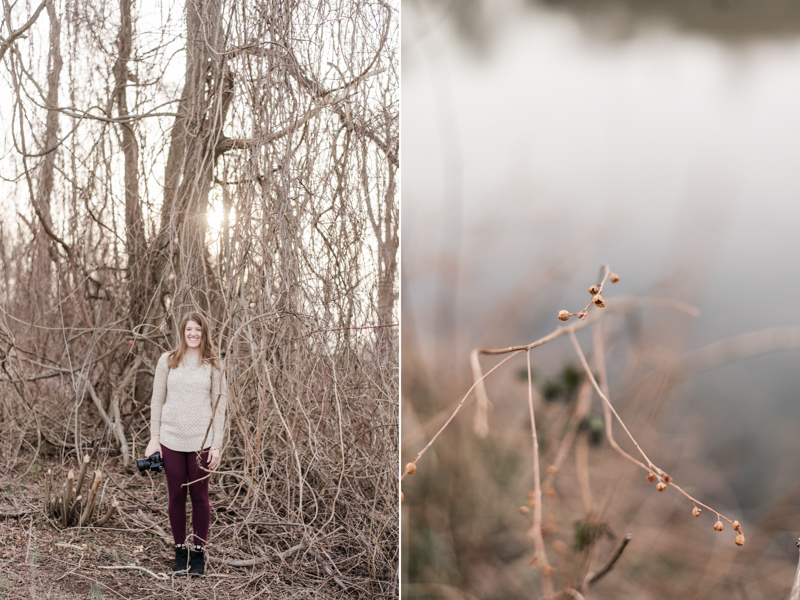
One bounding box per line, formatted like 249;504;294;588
188;481;209;504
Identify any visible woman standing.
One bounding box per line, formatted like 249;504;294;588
144;311;227;575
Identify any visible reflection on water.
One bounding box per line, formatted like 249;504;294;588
403;1;800;511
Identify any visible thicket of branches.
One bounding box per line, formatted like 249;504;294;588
0;0;398;595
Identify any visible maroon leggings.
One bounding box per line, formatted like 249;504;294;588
161;445;211;546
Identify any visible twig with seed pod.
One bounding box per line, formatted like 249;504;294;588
558;264;619;323
575;322;745;542
403;267;743;600
471;294;698;439
402;352;522;482
413;293;699;478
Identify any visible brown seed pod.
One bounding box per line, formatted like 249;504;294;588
546;465;558;476
610;273;620;283
656;482;667;492
545;488;556;498
692;506;701;517
732;520;741;532
663;474;672;484
400;491;404;502
558;310;570;322
646;473;656;484
735;534;745;546
405;463;417;474
592;294;605;308
519;506;530;515
588;285;600;295
714;520;724;531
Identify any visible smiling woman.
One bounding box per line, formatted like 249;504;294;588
0;0;397;594
146;310;227;576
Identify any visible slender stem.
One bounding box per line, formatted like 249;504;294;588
569;329;655;469
527;349;554;599
579;326;744;532
401;351;520;481
581;533;632;591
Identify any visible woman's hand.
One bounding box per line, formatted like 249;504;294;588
207;447;220;470
145;436;161;458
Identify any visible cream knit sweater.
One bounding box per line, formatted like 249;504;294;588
149;352;227;452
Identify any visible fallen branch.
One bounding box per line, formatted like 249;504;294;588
98;565;169;580
216;542;306;567
309;549;350;592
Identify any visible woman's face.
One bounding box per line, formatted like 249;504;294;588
184;320;202;350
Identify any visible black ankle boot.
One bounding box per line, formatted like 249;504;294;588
189;546;205;575
173;544;189;573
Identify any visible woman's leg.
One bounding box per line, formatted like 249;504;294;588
186;448;211;546
160;445;188;545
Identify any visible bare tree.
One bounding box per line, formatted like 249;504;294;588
0;0;398;594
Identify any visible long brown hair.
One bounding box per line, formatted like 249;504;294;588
167;311;221;369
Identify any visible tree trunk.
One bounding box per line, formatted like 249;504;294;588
33;0;62;306
148;0;231;327
365;154;399;360
113;0;146;327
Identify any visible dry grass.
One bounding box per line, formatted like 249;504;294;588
401;268;800;599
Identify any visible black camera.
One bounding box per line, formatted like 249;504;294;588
137;451;164;475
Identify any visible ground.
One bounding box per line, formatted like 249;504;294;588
0;455;372;600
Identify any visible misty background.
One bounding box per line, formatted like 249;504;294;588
402;0;800;597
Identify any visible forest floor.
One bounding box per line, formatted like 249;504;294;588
0;451;362;600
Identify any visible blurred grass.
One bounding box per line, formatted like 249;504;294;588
402;308;800;599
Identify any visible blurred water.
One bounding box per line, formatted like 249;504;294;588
402;2;800;511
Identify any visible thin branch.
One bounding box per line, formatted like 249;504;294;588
0;0;47;62
581;533;632;591
577;325;745;532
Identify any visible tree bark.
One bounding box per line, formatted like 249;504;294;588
33;0;62;305
148;0;231;325
113;0;146;327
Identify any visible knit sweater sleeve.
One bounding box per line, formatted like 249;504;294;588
149;353;169;437
210;365;228;449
